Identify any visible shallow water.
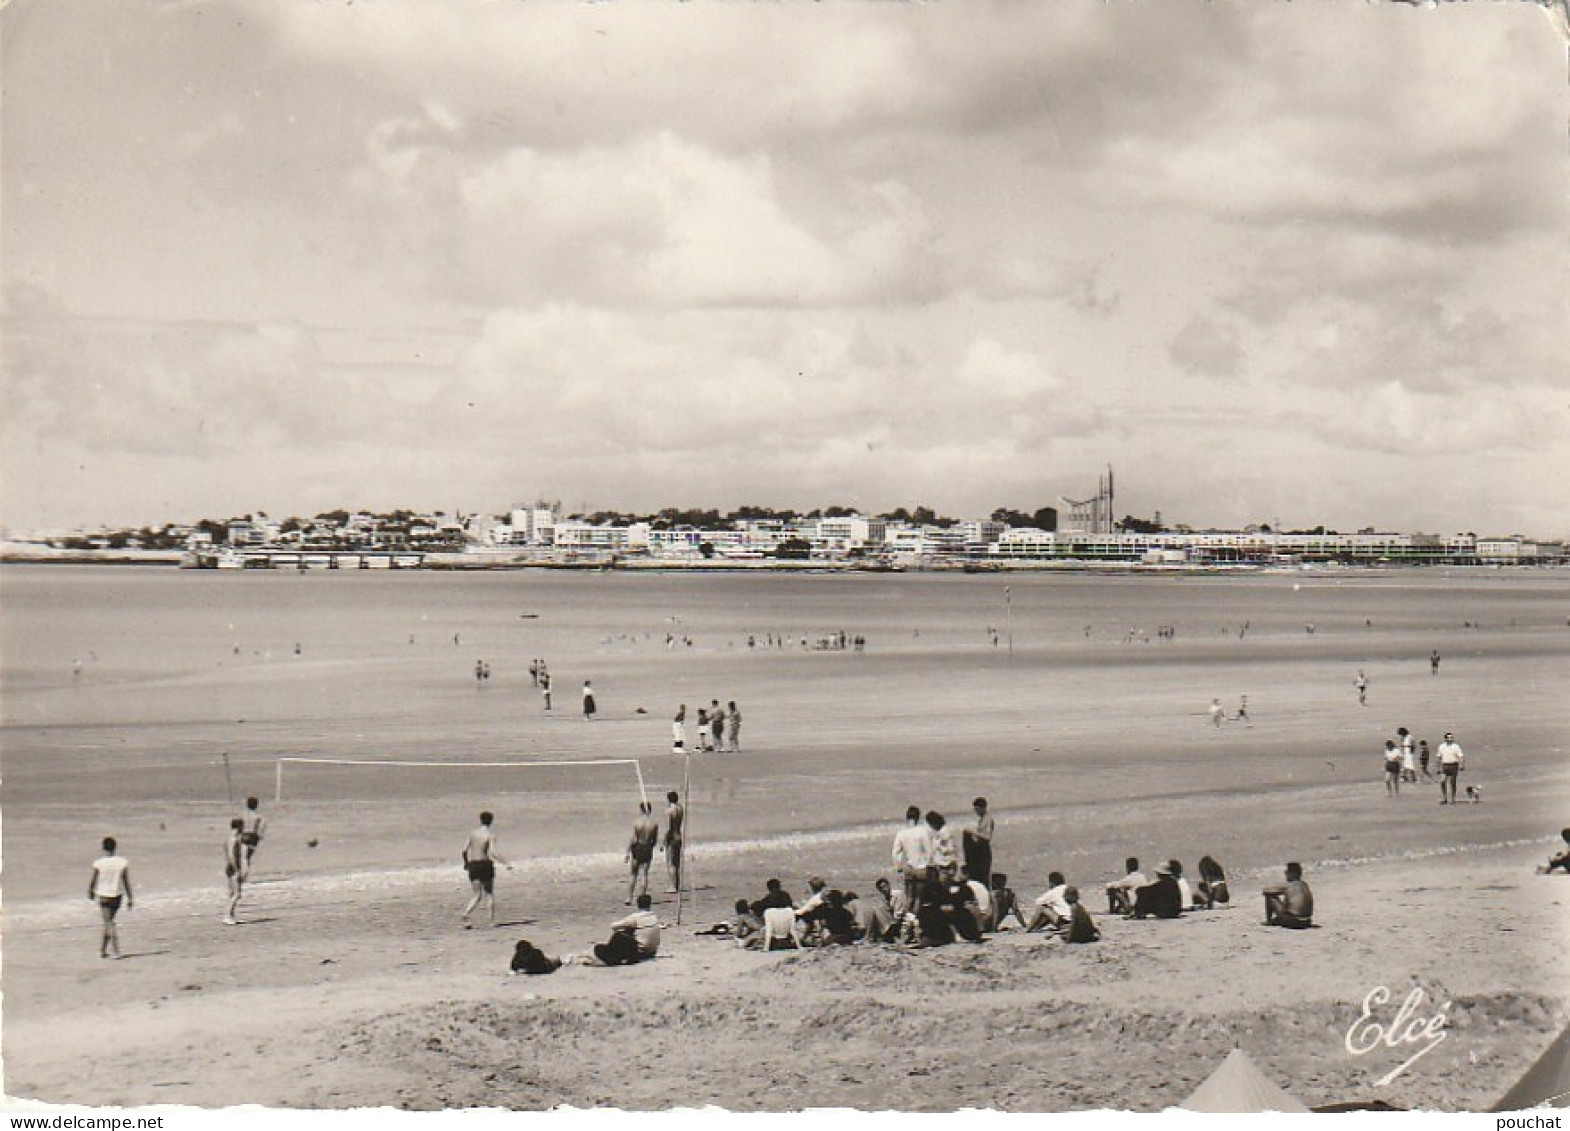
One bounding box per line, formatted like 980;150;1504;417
3;564;1567;902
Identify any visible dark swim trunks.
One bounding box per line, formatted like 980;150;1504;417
98;896;122;913
241;832;260;847
1441;763;1460;778
466;859;496;890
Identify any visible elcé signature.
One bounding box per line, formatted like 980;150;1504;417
1345;986;1452;1086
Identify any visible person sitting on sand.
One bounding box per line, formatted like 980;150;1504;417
794;876;832;944
761;906;800;950
1130;863;1184;920
510;938;562;975
886;879;919;944
914;877;982;946
1196;856;1230;909
1105;857;1147;916
1542;829;1570;875
1061;887;1100;944
813;890;859;947
749;877;794;918
730;899;764;945
796;875;829;917
696;899;761;942
914;878;957;947
590;892;662;965
1168;859;1194;909
855;878;897;943
1026;872;1072;932
941;876;984;942
1263;862;1314;929
964;875;993;936
987;873;1029;932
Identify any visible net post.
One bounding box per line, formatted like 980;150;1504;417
275;757;285;803
676;750;692;926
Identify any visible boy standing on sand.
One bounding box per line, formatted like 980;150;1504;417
1383;740;1403;797
962;797;994;887
224;818;246;925
892;806;933;913
627;802;659;905
462;811;512;926
89;837;133;958
663;792;685;894
240;796;266;878
1355;671;1369;706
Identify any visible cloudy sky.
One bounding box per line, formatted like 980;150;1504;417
4;1;1567;537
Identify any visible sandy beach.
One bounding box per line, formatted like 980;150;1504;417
3;567;1568;1111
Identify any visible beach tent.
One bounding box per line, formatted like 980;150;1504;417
1492;1025;1570;1111
1179;1049;1311;1113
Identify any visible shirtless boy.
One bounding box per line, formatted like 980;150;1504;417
461;811;512;927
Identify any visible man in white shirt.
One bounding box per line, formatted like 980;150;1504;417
88;837;133;959
1105;857;1147;915
1437;733;1466;804
592;893;662;965
1027;872;1072;932
964;876;993;935
891;806;933;913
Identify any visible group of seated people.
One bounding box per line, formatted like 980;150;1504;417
1102;856;1232;920
1101;854;1312;928
516;850;1324;975
713;868;1099;950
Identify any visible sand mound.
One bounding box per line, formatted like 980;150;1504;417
334;967;1566;1112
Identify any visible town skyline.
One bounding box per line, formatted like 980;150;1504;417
5;5;1568;540
10;494;1560;547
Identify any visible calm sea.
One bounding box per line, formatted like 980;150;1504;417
5;563;1566;693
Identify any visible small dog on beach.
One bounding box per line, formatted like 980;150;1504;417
1464;784;1483;804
